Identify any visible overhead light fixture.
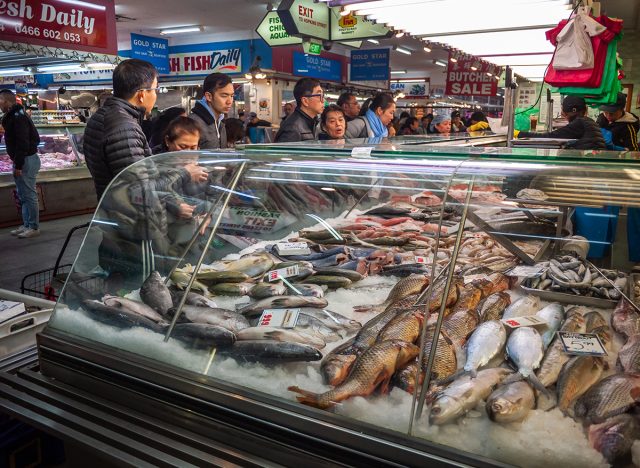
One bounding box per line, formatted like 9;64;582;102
340;7;350;16
394;46;412;55
423;46;431;53
434;60;447;67
486;72;493;77
0;67;32;77
37;63;84;73
390;70;407;74
395;30;405;38
85;62;116;70
160;26;203;35
367;39;380;44
450;55;458;63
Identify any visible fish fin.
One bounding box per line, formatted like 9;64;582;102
527;374;552;399
287;386;331;409
630;387;640;400
353;304;382;314
378;375;393;395
435;369;466;385
536;389;557;411
502;373;524;386
467;409;483;418
264;330;286;342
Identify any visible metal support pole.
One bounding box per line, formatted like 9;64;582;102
506;66;517;148
164;162;247;342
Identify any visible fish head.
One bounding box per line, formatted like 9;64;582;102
322;355;357;386
487;397;521;422
395;341;420;366
430;396;463;425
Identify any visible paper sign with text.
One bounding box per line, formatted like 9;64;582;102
268;264;300;282
502;315;548;329
258;308;300;328
558;332;607;356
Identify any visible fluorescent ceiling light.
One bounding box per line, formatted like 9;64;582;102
394;46;412;55
160;26;203;35
481;52;553;66
434;60;447;67
423;46;431;53
509;64;550;79
394;78;426;83
395;31;405;38
351;0;570;37
0;68;31;77
58;0;105;10
426;28;554;56
367;39;380;44
37;64;84;73
390;70;407;74
86;62;116;70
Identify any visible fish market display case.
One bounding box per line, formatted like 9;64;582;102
0;125;96;226
4;146;640;466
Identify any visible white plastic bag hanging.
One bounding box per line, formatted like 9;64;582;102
552;6;605;70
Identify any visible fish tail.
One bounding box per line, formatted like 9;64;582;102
502;372;524;386
527;373;552;398
287;386;331;409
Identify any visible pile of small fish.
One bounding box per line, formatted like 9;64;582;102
633;275;640;308
288;272;512;408
524;255;628;300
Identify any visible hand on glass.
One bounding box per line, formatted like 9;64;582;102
198;214;211;235
185;163;208;183
178;202;195;219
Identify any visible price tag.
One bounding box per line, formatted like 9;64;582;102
502;315;548;328
267;264;300;282
275;242;311;256
351;146;374;158
507;265;546;277
46;115;54;121
257;308;300;328
415;256;430;264
558;332;607;356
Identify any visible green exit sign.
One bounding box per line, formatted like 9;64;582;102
304;41;322;55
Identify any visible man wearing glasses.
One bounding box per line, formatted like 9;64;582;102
275;78;324;142
83;59;161;200
189;73;233;149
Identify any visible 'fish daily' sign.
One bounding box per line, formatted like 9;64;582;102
268;264;300;282
258;309;300;328
558;331;608;356
0;0;117;54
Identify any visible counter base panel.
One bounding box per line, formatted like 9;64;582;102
31;330;503;468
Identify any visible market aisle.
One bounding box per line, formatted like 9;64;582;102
0;214;93;293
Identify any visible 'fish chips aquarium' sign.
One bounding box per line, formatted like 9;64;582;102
445;52;499;97
169;48;242;76
0;0;117;54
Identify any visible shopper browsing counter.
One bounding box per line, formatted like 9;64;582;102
189;73;233;150
319;105;346;140
275;78;323;143
429;114;452;134
345;93;396;139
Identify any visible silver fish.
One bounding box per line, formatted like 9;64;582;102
535;303;565;349
502;296;541;320
463;320;507;376
505;326;546;393
237;296;329;316
298;308;361;332
236;327;326;349
140;271;173;315
181;305;249;333
486;381;535;423
248;281;287;299
102;295;165;322
430;368;512;425
210;252;275;278
288;283;326;298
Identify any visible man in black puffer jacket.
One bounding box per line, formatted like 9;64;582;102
275;78;323;142
518;96;606;150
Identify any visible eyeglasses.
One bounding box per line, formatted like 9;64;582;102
305;93;324;100
139;87;168;94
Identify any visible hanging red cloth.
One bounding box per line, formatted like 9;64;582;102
544;15;623;87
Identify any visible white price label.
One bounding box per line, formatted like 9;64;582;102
558;332;608;356
267;264;300;282
502;315;548;328
351;146;374;158
275;242;311;256
507;265;546;277
257;308;300;328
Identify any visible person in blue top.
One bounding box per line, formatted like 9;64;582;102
345;92;396;140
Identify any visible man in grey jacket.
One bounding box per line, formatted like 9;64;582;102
189;73;233;149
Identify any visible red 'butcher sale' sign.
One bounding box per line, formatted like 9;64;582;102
0;0;117;55
445;53;498;97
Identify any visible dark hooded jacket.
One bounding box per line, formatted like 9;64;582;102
189;101;227;149
1;104;39;170
519;116;606;150
598;112;639;151
275;108;319;142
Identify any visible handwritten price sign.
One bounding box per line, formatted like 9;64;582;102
558;332;607;356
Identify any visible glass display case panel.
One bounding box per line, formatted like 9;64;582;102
45;147;640;467
0;126;85;173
